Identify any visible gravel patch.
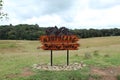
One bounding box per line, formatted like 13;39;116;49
32;62;86;71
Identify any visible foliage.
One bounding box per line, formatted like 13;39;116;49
71;28;120;38
0;24;120;40
0;24;46;40
0;0;8;19
0;0;2;7
0;0;3;12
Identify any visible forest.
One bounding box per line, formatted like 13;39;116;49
0;24;120;40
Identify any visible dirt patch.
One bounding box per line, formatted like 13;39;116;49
20;67;35;77
90;66;120;80
5;67;35;79
5;74;18;79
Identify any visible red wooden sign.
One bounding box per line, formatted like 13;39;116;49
40;35;79;50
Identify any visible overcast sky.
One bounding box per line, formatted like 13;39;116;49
0;0;120;29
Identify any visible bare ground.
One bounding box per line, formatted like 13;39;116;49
5;67;35;79
90;66;120;80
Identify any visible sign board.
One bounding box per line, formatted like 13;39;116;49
40;35;79;50
39;26;79;66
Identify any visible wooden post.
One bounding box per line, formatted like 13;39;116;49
67;50;69;66
51;50;53;66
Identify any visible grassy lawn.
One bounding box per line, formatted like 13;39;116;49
0;36;120;80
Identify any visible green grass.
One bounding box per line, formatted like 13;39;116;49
117;75;120;80
19;67;90;80
0;36;120;80
89;74;102;80
0;42;17;48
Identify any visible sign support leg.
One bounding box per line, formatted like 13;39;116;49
51;50;53;66
67;50;69;66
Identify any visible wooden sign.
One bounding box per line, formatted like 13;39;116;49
40;35;79;50
39;26;80;66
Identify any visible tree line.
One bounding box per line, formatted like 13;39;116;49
0;24;120;40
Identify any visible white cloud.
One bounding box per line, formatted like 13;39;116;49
24;14;62;27
0;0;120;29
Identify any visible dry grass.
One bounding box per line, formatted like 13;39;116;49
0;36;120;80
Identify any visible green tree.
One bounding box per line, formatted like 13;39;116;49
0;0;2;8
0;0;7;19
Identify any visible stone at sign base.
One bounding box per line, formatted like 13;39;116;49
32;62;86;71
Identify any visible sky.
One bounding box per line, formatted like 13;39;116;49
0;0;120;29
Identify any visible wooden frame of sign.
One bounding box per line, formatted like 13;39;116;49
40;35;79;66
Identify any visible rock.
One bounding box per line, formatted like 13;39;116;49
32;64;37;68
32;62;86;71
36;67;41;69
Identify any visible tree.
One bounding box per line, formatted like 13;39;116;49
0;0;2;8
0;0;8;19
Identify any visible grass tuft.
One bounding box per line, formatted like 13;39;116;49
93;50;99;57
84;52;92;59
117;75;120;80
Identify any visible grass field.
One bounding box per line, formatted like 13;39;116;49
0;36;120;80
